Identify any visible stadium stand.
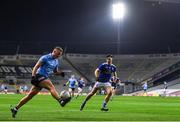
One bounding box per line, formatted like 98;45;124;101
169;90;180;96
66;53;180;82
0;53;180;95
129;72;180;96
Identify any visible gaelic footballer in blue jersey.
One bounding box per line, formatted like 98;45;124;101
80;54;118;111
10;47;71;118
142;82;148;96
76;77;85;98
66;75;78;97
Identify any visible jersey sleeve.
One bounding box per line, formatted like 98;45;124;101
38;55;47;64
54;61;59;72
112;65;116;72
98;63;104;71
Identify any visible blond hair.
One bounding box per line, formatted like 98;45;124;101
54;47;63;52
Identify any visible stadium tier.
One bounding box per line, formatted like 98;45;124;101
132;78;180;96
65;53;180;82
0;53;180;94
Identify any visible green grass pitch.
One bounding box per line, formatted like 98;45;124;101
0;94;180;121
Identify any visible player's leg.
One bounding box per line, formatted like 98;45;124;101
69;88;73;97
101;85;112;111
4;89;8;94
142;89;145;96
144;89;147;96
110;87;115;101
164;88;167;96
71;88;75;97
80;84;99;111
39;79;60;100
11;85;41;118
76;87;82;98
76;88;80;98
39;80;71;107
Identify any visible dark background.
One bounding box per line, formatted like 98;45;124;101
0;0;180;55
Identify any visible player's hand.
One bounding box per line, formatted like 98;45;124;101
95;77;99;81
31;76;37;82
116;78;120;83
60;72;65;77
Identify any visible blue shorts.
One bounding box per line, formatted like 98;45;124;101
31;74;48;89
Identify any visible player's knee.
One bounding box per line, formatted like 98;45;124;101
89;92;94;96
109;92;112;96
107;91;112;96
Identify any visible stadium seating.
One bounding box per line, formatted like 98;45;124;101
0;53;180;94
130;78;180;96
65;53;180;83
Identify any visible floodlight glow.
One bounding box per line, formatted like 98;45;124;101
112;3;125;19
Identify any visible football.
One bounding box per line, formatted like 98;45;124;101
60;90;71;99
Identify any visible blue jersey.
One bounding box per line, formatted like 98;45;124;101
98;63;116;83
67;78;77;88
143;83;147;90
36;53;59;78
78;79;85;88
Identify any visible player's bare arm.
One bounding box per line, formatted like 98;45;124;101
53;67;65;77
32;61;42;76
95;68;100;80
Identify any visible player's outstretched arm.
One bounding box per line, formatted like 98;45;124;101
32;61;42;76
53;67;65;77
95;68;100;81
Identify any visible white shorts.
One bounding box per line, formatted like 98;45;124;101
93;82;111;89
78;87;82;92
69;87;75;92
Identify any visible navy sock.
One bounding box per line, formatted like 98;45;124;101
15;106;18;110
102;101;107;108
83;99;87;104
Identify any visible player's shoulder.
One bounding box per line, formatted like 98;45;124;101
111;64;116;68
41;53;51;59
101;62;108;66
98;62;106;68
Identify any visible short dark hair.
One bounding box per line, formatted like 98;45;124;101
106;54;113;58
54;47;63;52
